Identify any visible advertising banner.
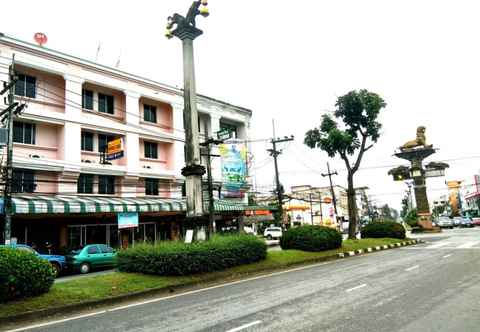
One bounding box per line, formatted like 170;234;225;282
219;143;248;198
107;138;124;160
118;212;139;229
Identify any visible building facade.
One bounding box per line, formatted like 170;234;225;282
0;33;252;251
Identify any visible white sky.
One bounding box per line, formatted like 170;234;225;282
2;0;480;210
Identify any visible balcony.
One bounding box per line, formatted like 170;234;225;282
81;82;126;122
139;98;173;134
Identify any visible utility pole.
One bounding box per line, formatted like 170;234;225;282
267;120;294;227
309;192;314;225
322;162;338;227
2;55;25;245
166;1;209;221
200;122;224;240
318;190;323;223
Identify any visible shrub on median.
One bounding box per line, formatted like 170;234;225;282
360;221;406;239
0;247;55;303
280;225;342;252
117;234;267;276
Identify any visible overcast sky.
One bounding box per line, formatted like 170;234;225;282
2;0;480;210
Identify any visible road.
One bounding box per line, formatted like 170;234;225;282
6;227;480;332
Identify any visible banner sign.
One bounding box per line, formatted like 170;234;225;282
118;212;139;229
219;143;248;198
107;138;124;160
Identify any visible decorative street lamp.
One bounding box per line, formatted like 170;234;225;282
165;1;209;218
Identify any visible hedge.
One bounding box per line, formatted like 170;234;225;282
280;225;342;252
0;247;55;303
117;234;267;276
361;221;406;239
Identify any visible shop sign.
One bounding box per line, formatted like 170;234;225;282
118;212;139;229
219;143;248;198
107;138;124;160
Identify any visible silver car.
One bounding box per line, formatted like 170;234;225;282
437;217;454;229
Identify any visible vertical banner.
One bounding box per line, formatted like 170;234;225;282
219;143;247;198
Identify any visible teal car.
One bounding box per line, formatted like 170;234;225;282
66;244;117;274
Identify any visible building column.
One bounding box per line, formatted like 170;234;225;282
172;103;185;180
210;114;222;183
124;91;140;126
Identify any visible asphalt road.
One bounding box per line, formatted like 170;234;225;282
6;227;480;332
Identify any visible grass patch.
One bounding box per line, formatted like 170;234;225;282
0;237;406;319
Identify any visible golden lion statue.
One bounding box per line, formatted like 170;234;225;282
399;126;433;150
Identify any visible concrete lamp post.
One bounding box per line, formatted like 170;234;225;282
165;1;209;220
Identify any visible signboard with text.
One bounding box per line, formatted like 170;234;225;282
107;138;124;160
118;212;139;229
219;143;248;198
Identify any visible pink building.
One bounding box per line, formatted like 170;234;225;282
0;33;253;251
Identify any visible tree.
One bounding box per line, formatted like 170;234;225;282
304;90;386;239
400;195;409;219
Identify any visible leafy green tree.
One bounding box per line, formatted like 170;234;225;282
400;195;409;219
404;208;418;227
304;90;386;239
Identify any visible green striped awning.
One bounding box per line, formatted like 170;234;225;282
11;195;186;215
10;195;273;215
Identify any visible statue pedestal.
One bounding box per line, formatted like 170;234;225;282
417;212;442;232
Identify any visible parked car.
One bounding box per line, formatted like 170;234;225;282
453;216;463;227
459;217;474;228
264;227;282;240
436;216;454;229
0;244;66;277
472;218;480;227
66;244;117;274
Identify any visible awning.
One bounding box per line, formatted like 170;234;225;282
10;195;273;215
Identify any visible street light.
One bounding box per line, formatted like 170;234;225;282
166;2;210;220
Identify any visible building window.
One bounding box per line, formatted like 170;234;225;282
144;141;158;159
14;74;36;98
12;169;35;193
220;122;238;139
143;105;157;123
98;93;114;114
77;174;94;194
81;131;94;151
82;89;94;110
98;175;115;194
13;122;35;144
145;178;159;196
98;134;115;153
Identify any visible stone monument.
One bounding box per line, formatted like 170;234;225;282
388;126;448;231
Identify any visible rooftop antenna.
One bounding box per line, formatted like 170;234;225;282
95;42;102;62
115;49;122;68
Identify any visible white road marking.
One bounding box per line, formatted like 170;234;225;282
426;242;451;249
226;320;262;332
346;283;367;292
442;254;452;258
4;311;107;332
456;241;479;249
405;265;419;272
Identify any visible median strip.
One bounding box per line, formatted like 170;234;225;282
0;238;421;326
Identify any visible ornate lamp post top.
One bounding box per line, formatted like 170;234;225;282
165;0;209;41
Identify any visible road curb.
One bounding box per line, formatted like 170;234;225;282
1;239;423;327
337;239;422;259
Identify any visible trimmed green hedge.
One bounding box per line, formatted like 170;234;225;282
117;234;267;276
280;225;342;252
0;247;55;303
361;221;406;239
